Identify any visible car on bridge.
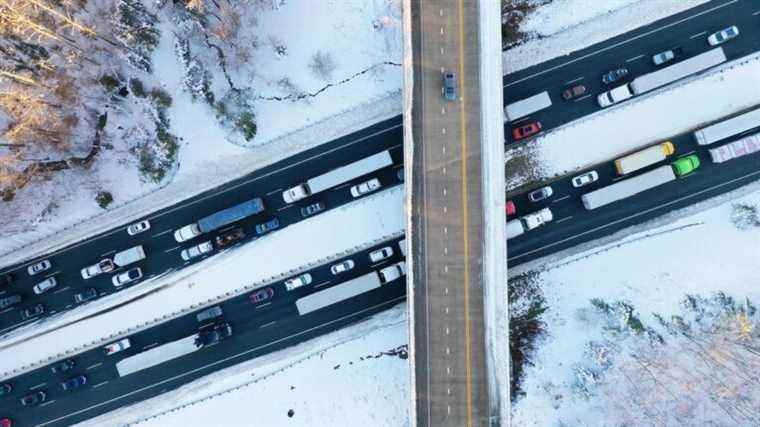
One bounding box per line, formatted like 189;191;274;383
0;418;9;427
74;287;98;304
195;321;232;347
127;220;151;236
561;84;587;100
181;241;213;261
20;391;46;406
104;338;131;355
652;47;682;66
528;186;554;203
331;260;355;275
27;259;51;276
301;201;325;218
350;178;381;198
443;72;456;101
512;122;542;141
112;267;143;287
571;170;599;188
61;375;87;391
250;287;274;304
20;304;45;320
215;227;245;248
255;218;280;235
285;273;312;291
32;277;57;295
81;258;115;279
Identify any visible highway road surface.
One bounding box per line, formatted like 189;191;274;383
408;0;489;425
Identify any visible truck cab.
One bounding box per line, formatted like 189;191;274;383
282;185;309;203
174;224;202;243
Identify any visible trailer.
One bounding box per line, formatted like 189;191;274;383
282;151;393;203
113;245;146;267
614;141;675;175
198;198;265;233
629;47;726;95
296;271;385;315
709;132;760;163
506;208;553;240
581;165;676;210
504;91;552;122
116;335;199;377
694;108;760;146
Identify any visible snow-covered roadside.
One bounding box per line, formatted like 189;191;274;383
509;186;760;425
0;186;404;378
79;303;409;427
502;0;711;74
506;53;760;190
0;0;403;263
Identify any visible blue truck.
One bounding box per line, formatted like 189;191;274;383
174;198;265;242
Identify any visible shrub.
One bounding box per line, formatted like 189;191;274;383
96;191;113;208
130;78;146;97
149;88;173;109
99;74;121;92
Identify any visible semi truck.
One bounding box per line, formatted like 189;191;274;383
598;47;726;108
113;245;146;267
282;151;393;203
504;91;552;122
116;323;232;377
614;141;675;175
296;265;404;315
694;107;760;146
506;208;553;240
580;156;699;210
709;132;760;163
174;197;265;242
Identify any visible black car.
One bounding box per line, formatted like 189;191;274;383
0;383;11;396
214;227;245;248
602;67;629;85
74;287;98;304
0;294;21;310
20;304;45;320
300;201;325;218
60;375;87;391
0;273;13;287
20;390;46;406
50;359;75;374
194;321;232;348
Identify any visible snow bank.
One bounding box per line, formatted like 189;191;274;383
510;185;760;425
0;186;404;378
503;0;711;74
506;53;760;190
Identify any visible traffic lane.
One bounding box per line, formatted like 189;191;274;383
507;145;760;265
503;0;756;143
0;116;403;279
503;0;745;89
1;236;406;424
0;142;405;332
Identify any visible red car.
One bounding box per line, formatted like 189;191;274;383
506;200;516;217
249;287;274;304
1;417;12;427
512;122;542;140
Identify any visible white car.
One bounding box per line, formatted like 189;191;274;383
104;338;131;355
127;220;151;236
285;273;312;291
33;277;57;295
181;241;213;261
174;223;202;242
369;247;393;263
80;258;115;279
378;261;406;284
571;170;599;188
330;260;355;275
112;267;143;287
707;25;739;46
350;178;381;198
27;259;51;276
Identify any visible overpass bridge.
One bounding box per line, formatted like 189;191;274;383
403;0;507;425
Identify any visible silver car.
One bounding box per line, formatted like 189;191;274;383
284;273;312;291
27;259;51;276
350;178;381;198
112;267;143;287
528;186;554;203
707;25;739;46
571;171;599;188
32;277;57;295
330;260;355;275
127;220;151;236
181;241;213;261
369;247;393;263
443;72;456;101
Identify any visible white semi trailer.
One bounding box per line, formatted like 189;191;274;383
282;150;393;203
504;91;552;122
709;132;760;163
581;165;675;210
694;107;760;146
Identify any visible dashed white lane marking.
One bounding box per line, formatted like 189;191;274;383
442;188;447;196
143;342;159;350
689;31;707;39
30;382;46;390
573;94;592;102
440;47;444;55
625;54;645;62
254;301;271;309
53;286;70;295
40;400;56;407
442;128;446;134
443;227;448;235
86;363;102;371
555;216;574;224
440;27;444;35
93;381;109;389
552;195;571;203
753;10;760;16
276;204;294;212
151;229;173;238
443;206;447;214
100;249;116;257
260;321;277;329
265;187;282;196
440;8;443;16
313;280;331;289
44;270;60;279
565;76;584;85
164;246;181;253
442;166;446;175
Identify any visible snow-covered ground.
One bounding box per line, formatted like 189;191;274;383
506;53;760;191
510;184;760;425
0;0;402;262
0;186;404;378
81;304;409;427
503;0;711;74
